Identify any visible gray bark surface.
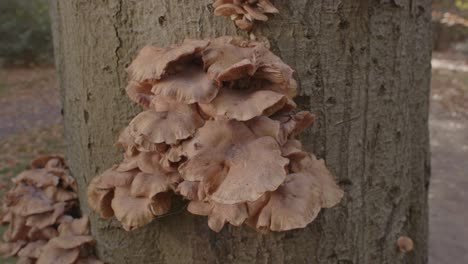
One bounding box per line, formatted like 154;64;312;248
49;0;431;263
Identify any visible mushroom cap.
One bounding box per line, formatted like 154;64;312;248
128;99;204;145
7;185;54;216
130;171;179;198
275;111;315;139
290;154;344;208
36;244;80;264
111;186;171;231
188;200;248;232
48;235;95;250
57;216;89;236
87;177;115;219
151;66;219;104
17;240;47;259
125;81;153;107
210;137;288;204
90;167;137;190
0;241;26;257
180;120;288;204
199;88;286;121
202;41;256;83
3;214;30;242
127;39;210;82
87;188;113;219
25;202;66;229
27;227;58;241
30;156;66;170
252;172;323;232
117;151;169;175
179;119;256;182
245;115;285;144
176;181;200;201
212;0;279;31
13;169;59;188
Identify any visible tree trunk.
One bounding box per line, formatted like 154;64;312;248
49;0;431;263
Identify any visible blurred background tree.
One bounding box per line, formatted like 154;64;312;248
0;0;52;66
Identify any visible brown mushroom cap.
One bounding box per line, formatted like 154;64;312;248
202;41;256;83
48;235;95;250
151;66;219;104
30;156;66;170
210;137;288;204
12;169;59;189
179;120;288;204
125;80;153;107
36;244;80;264
0;241;26;257
290;154;344;208
178;119;255;182
57;216;89;236
128;98;204;145
252;172;322;231
127;39;210;82
188;200;248;232
25;202;66;229
17;240;47;259
130;171;179;198
111;186;171;231
7;185;54;217
212;0;279;31
199;88;286;121
275;111;315;139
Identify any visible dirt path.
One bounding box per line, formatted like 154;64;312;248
428;55;468;264
0;67;61;139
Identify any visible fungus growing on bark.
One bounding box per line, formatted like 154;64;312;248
0;156;102;263
212;0;279;31
88;36;343;233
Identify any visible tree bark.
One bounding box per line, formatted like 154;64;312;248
49;0;431;263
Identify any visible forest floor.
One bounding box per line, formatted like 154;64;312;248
0;53;467;263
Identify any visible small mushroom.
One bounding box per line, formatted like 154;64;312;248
127;39;210;82
397;236;414;253
199;88;286;121
128;97;204;146
151;66;220;104
17;240;47;259
188;200;248;232
251;172;323;232
111;186;172;231
125;80;153;107
212;0;279;31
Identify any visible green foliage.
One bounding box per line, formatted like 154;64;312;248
0;0;53;65
456;0;468;10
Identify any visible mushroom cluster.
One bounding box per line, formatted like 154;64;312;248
212;0;279;31
87;36;343;233
0;156;102;264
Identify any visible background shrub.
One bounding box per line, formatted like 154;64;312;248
0;0;53;66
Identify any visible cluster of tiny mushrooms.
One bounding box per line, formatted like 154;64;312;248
0;156;102;264
87;0;344;233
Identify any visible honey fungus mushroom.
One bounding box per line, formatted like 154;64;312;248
87;36;343;233
212;0;279;31
87;160;181;231
178;119;289;204
0;156;103;263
